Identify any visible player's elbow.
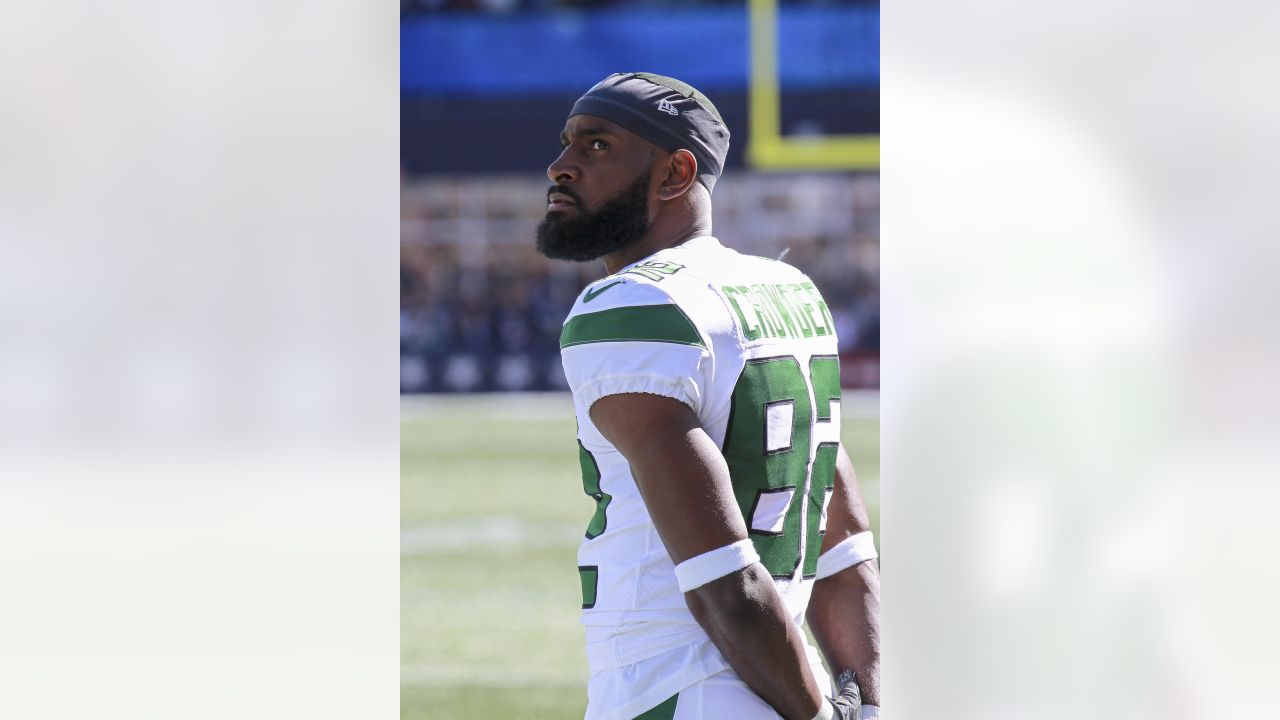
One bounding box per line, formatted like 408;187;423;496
684;564;773;630
806;561;881;627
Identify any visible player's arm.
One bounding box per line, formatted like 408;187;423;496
805;443;881;710
590;392;827;720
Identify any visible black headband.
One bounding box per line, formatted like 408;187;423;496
569;72;731;194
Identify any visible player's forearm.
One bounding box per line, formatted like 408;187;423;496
686;564;825;720
806;560;881;707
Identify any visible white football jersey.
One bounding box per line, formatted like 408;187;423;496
560;236;843;720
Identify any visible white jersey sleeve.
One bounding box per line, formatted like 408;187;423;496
559;278;711;415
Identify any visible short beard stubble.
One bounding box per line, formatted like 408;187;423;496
535;167;652;262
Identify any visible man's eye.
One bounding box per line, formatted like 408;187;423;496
591;139;609;150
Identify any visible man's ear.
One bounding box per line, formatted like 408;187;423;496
655;149;699;201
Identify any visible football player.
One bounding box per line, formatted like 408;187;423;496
537;72;880;720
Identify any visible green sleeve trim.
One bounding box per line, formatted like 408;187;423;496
560;304;705;349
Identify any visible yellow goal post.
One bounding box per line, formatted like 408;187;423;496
747;0;879;170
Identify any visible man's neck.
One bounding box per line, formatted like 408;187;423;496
602;217;710;275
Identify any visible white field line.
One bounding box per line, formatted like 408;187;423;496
401;392;574;421
401;515;580;554
402;389;879;421
401;665;586;688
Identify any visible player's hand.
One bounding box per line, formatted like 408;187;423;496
827;669;861;720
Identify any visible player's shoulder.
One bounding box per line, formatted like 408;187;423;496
560;266;704;352
730;247;814;285
559;241;733;352
635;235;810;293
660;236;815;292
565;238;722;317
566;270;679;319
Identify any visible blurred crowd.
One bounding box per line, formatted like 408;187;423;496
401;173;878;392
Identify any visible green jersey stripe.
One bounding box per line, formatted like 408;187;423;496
560;304;704;349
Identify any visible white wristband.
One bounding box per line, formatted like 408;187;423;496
815;531;877;580
860;705;880;720
674;539;760;592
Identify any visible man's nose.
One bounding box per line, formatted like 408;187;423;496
546;148;578;184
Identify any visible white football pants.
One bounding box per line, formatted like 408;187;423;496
651;662;832;719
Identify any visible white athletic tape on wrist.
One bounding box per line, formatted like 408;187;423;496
812;698;836;720
815;531;877;580
860;705;880;720
674;539;761;592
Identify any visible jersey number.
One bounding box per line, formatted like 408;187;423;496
722;355;840;578
579;440;611;540
575;356;839;581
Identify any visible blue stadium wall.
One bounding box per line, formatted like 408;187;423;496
401;5;879;175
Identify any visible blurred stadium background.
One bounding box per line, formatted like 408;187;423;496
401;1;878;717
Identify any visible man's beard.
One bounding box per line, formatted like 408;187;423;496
535;168;652;262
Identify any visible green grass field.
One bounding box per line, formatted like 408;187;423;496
402;393;879;719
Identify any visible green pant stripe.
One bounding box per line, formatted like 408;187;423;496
632;693;679;720
578;566;598;609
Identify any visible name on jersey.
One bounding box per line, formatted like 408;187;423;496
721;281;836;342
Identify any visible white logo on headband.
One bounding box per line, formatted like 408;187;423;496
657;99;679;116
